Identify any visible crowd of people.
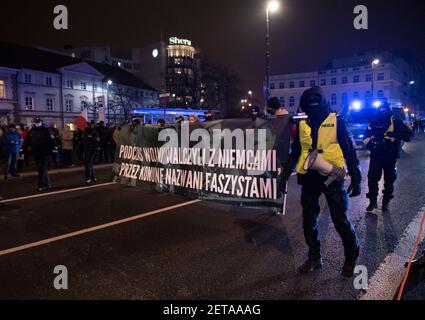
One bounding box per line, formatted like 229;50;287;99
0;119;121;190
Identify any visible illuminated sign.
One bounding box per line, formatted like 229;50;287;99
169;37;192;46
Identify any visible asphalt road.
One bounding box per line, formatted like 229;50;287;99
0;136;424;300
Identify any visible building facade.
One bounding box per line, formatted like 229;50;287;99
269;52;418;114
66;36;202;108
0;42;158;128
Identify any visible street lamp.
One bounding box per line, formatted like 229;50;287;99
107;80;113;123
371;59;380;98
265;1;280;106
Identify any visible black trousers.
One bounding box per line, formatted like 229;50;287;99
84;153;96;181
34;156;50;189
367;157;397;202
300;173;360;262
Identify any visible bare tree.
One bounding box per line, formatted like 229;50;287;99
108;85;138;123
201;58;242;118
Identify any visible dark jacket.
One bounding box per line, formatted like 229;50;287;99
365;116;414;159
81;128;100;156
27;126;56;157
289;116;361;185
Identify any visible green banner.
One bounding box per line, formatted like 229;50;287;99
113;116;291;211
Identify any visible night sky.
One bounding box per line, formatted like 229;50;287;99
2;0;425;98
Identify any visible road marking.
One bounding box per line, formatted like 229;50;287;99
360;205;425;300
0;182;117;204
0;199;201;257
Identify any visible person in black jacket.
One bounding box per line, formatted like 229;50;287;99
364;103;414;212
27;118;55;191
81;121;100;184
286;87;362;277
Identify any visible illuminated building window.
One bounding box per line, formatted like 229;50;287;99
0;80;5;99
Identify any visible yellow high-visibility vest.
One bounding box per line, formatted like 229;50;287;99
296;113;345;175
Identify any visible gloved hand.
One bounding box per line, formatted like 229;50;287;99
347;176;361;197
385;131;396;138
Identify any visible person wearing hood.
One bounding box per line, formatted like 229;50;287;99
364;102;414;212
287;86;362;277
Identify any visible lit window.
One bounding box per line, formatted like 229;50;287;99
25;97;34;110
0;80;5;99
46;98;54;111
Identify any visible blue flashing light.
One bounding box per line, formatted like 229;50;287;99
373;101;382;108
358;134;365;139
132;108;209;117
351;101;362;111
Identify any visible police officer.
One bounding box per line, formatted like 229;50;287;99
288;87;362;277
364;102;414;212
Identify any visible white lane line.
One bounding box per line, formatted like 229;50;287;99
0;199;201;257
360;205;425;300
0;182;117;204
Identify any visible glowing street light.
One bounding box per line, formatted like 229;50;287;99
265;1;280;107
267;1;280;13
371;59;380;98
